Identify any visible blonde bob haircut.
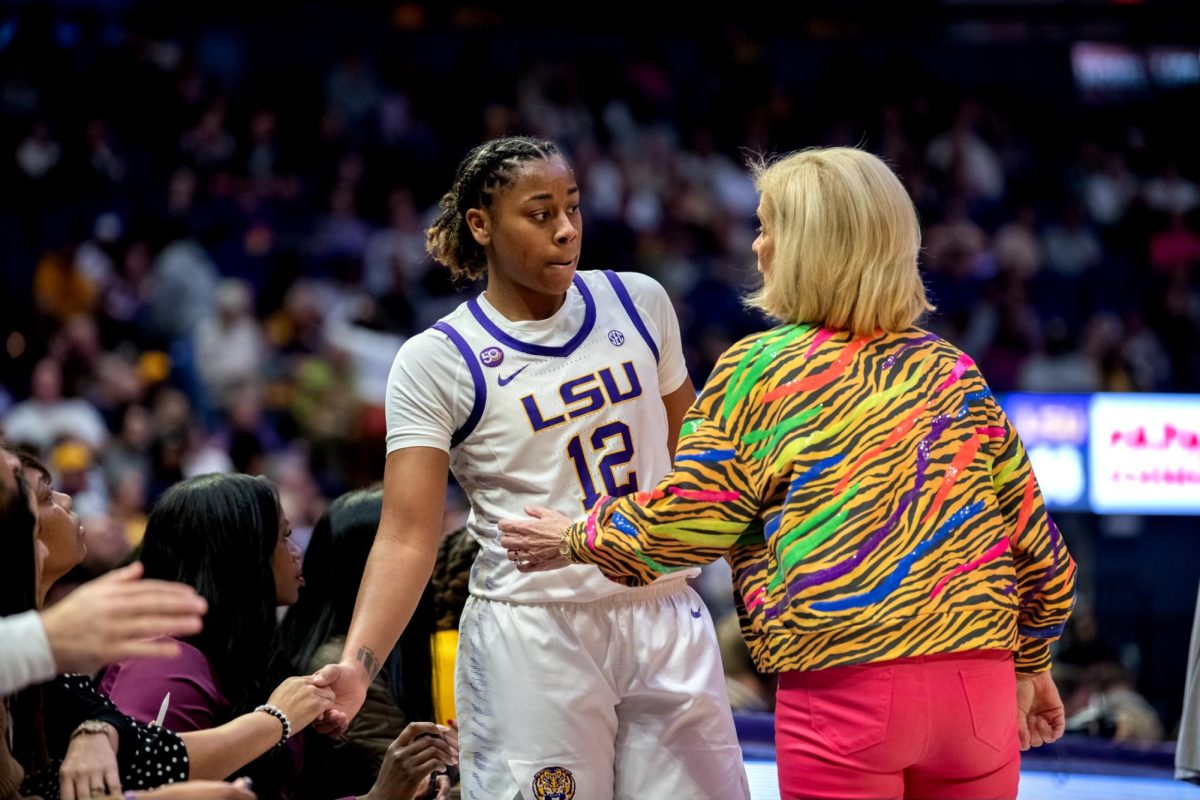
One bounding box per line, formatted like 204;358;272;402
746;146;934;336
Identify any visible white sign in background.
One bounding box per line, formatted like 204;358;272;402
1089;394;1200;514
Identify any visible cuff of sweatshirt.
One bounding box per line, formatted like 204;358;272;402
1015;637;1052;674
566;520;593;565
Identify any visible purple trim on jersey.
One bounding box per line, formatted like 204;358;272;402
602;270;660;363
433;321;486;448
465;275;596;357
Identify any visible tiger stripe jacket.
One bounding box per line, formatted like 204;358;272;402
567;324;1076;674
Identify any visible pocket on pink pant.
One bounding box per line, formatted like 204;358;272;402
806;667;894;756
959;662;1018;752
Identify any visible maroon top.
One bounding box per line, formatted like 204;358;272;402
99;637;306;798
99;637;232;731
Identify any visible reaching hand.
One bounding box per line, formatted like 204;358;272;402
59;723;120;800
1016;671;1066;750
41;562;208;674
265;676;336;733
364;722;459;800
497;506;575;573
309;660;366;735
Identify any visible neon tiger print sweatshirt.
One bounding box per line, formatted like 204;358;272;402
566;324;1076;674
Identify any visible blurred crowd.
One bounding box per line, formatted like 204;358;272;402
2;6;1198;750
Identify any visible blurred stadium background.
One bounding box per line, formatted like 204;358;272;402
2;1;1199;796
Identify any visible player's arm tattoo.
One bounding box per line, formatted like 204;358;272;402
356;646;381;680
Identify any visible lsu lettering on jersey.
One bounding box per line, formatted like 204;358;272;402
385;270;698;602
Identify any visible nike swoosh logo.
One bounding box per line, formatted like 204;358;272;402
498;365;529;386
690;607;703;618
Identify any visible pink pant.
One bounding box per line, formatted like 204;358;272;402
775;650;1020;800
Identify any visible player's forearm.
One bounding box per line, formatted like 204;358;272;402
341;532;438;679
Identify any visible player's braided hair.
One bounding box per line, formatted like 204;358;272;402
425;135;562;280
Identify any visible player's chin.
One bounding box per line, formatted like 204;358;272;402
542;260;577;287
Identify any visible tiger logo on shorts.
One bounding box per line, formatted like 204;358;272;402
532;766;576;800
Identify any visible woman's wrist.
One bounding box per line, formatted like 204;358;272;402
253;703;291;749
558;525;577;564
70;719;119;751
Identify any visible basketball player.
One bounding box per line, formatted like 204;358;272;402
314;136;749;800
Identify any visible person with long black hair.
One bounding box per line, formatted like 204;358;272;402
97;474;332;799
279;488;443;800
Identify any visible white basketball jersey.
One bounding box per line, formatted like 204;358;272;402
386;270;697;603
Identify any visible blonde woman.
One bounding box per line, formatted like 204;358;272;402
501;147;1077;800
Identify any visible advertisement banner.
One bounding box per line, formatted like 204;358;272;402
1089;394;1200;515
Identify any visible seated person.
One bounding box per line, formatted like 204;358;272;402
97;474;330;800
279;488;443;799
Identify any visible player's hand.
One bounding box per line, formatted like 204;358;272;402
309;660;365;735
1016;671;1066;750
498;506;575;573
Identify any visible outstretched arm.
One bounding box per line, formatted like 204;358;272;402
313;447;449;730
183;675;334;779
501;409;760;585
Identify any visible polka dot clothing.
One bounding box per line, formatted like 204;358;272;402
21;675;189;799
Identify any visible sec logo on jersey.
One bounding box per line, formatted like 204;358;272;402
532;766;575;800
479;346;504;367
608;329;625;346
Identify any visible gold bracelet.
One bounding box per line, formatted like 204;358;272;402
558;526;576;564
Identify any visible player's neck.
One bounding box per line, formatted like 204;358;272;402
484;279;566;322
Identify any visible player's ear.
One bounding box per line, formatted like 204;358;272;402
466;208;491;246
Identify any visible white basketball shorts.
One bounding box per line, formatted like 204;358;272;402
454;579;750;800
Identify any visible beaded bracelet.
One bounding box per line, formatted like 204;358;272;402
254;703;292;749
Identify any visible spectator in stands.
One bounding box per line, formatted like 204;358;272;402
1065;662;1165;743
280;488;443;799
3;360;108;453
1144;162;1200;216
98;474;323;799
193;280;267;411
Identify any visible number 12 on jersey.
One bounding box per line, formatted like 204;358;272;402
566;421;638;511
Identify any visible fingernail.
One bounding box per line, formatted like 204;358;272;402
436;724;450;732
